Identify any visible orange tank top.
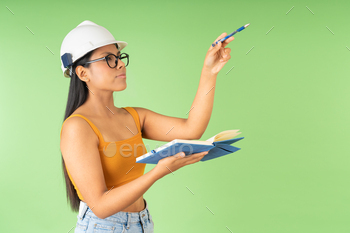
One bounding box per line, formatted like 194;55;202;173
60;107;147;202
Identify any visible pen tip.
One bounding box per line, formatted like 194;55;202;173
245;23;250;27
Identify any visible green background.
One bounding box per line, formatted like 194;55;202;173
1;0;349;232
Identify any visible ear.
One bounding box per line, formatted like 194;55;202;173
75;65;88;81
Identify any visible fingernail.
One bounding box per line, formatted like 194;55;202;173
223;55;227;57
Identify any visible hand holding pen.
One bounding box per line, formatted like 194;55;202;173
212;24;250;47
203;24;250;75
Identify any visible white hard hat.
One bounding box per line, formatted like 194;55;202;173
60;20;128;78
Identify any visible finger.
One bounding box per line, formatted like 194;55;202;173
185;153;207;165
183;152;204;160
213;32;227;43
220;48;231;57
221;36;234;48
209;32;227;51
211;40;222;54
220;54;231;63
175;152;185;158
185;151;208;162
218;47;231;58
224;48;232;54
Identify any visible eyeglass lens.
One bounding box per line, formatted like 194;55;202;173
106;54;129;68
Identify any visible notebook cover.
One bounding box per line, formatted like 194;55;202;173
200;145;241;161
136;142;215;164
212;137;244;146
136;137;244;164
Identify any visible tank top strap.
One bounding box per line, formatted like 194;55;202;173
60;114;103;141
122;107;142;133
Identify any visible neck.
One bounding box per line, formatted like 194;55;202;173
83;91;118;118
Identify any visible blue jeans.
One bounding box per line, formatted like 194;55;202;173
75;198;154;233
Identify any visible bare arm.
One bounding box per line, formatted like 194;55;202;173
186;68;218;138
133;34;234;142
187;34;234;137
133;69;217;142
60;117;162;219
96;168;161;219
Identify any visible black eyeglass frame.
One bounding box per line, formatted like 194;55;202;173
83;53;129;68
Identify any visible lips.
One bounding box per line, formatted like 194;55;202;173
116;73;126;78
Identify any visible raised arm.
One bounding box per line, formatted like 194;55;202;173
134;33;234;142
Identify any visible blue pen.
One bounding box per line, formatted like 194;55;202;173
212;23;250;47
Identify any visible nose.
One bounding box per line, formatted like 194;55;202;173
116;58;125;69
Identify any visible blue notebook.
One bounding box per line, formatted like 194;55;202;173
136;130;244;164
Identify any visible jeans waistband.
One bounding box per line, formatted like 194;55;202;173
78;198;152;224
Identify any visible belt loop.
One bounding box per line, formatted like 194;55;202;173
126;212;130;230
148;208;152;222
146;207;150;222
144;199;151;222
78;201;88;220
139;212;145;233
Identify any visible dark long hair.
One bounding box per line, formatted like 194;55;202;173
60;43;119;212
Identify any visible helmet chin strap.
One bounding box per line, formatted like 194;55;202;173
69;67;73;77
67;66;87;81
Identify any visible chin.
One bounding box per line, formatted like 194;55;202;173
116;85;127;91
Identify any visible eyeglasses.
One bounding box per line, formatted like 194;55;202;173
84;53;129;68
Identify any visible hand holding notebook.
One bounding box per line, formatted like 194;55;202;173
153;150;210;178
136;130;244;164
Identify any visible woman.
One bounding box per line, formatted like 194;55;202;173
59;20;233;233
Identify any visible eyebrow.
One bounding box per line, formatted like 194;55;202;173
100;51;121;56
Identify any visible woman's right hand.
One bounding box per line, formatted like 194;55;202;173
154;151;209;179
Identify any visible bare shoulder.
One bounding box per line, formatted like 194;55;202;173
130;107;150;131
60;116;99;149
60;115;107;215
131;107;149;117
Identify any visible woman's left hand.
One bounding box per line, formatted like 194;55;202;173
203;32;234;75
